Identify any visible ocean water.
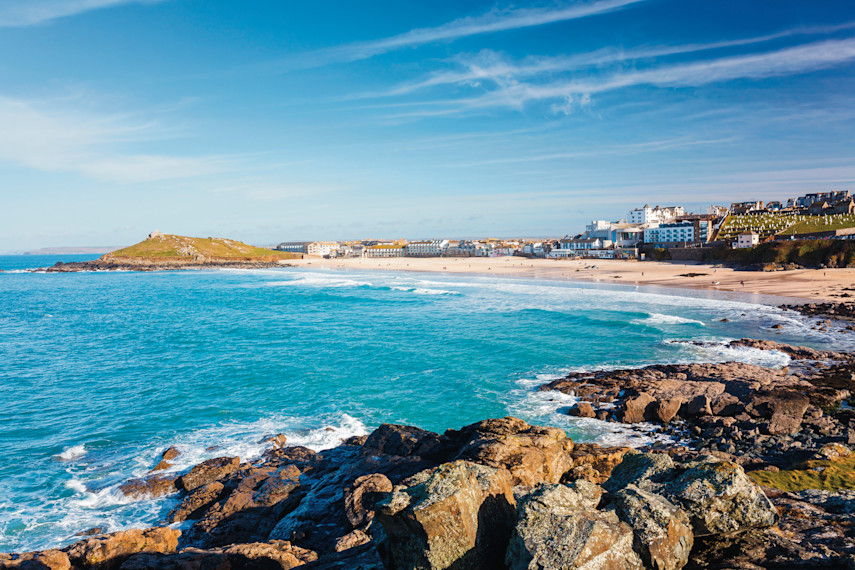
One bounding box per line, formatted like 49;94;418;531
0;260;849;552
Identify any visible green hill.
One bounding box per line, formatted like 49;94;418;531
105;233;300;262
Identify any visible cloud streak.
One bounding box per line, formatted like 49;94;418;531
0;95;237;183
390;37;855;114
0;0;165;27
286;0;646;69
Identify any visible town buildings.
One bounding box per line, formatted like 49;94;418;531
307;242;340;257
627;205;684;225
404;240;449;257
736;231;760;249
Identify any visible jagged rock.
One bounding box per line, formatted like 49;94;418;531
118;475;178;499
568;402;596;418
447;417;575;486
343;474;392;528
603;451;675;494
686;395;712;417
621;392;655;423
0;550;71;569
375;460;516;570
120;540;316;569
750;390;810;435
333;530;371;552
161;447;181;461
178;457;240;492
506;482;643;570
362;424;444;459
151;461;172;472
168;482;225;523
62;528;180;570
655;398;684;423
254;464;302;507
612;484;693;570
300;543;383;569
565;444;632;485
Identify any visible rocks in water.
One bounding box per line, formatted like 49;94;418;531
62;527;181;570
177;456;240;492
161;446;180;462
118;474;178;499
568;402;595;418
168;482;226;523
375;460;516;569
620;392;655;423
506;481;643;570
612;485;693;570
362;424;444;459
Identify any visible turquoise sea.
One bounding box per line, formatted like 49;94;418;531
0;255;849;552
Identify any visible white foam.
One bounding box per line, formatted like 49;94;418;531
56;444;86;461
390;286;459;295
636;313;706;326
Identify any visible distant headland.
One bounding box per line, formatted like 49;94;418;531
45;231;302;272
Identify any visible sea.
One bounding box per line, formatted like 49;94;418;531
0;254;850;552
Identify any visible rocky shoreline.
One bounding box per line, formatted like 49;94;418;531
4;315;855;569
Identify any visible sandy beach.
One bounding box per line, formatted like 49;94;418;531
288;256;855;303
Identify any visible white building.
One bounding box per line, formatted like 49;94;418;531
404;240;449;257
643;222;695;245
363;244;405;258
307;242;340;257
627;205;684;225
610;227;643;247
736;231;760;249
549;237;613;258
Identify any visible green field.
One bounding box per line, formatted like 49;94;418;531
108;234;300;260
777;213;855;235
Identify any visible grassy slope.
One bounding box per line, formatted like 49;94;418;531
718;212;855;240
749;453;855;492
107;235;300;261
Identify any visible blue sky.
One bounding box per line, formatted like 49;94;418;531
2;0;855;249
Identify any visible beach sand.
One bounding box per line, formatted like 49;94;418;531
287;256;855;303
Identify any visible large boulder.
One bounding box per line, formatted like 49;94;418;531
375;460;516;569
605;452;778;538
506;482;643;570
62;527;180;570
168;482;226;523
177;457;240;492
362;424;445;459
446;417;575;486
620;393;655;424
612;485;693;570
663;459;779;536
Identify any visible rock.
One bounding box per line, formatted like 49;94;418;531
447;417;575;486
362;424;444;459
612;484;693;570
333;530;372;552
375;460;516;570
686;395;712;417
710;393;741;416
568;402;596;418
814;442;852;461
120;540;316;570
654;398;684;423
343;473;393;528
750;390;811;435
603;451;675;494
76;528;105;537
118;474;178;499
606;453;778;537
62;527;180;570
177;457;240;492
506;482;643;570
621;392;655;423
0;550;71;569
161;447;180;461
664;459;779;536
168;482;226;523
254;464;302;507
151;461;171;472
566;444;632;485
260;434;288;449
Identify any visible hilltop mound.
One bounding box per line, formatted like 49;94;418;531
47;233;301;272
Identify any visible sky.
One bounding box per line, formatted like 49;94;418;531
1;0;855;250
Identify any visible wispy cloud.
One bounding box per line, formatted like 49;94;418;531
392;37;855;114
283;0;646;69
0;0;165;27
0;95;236;183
